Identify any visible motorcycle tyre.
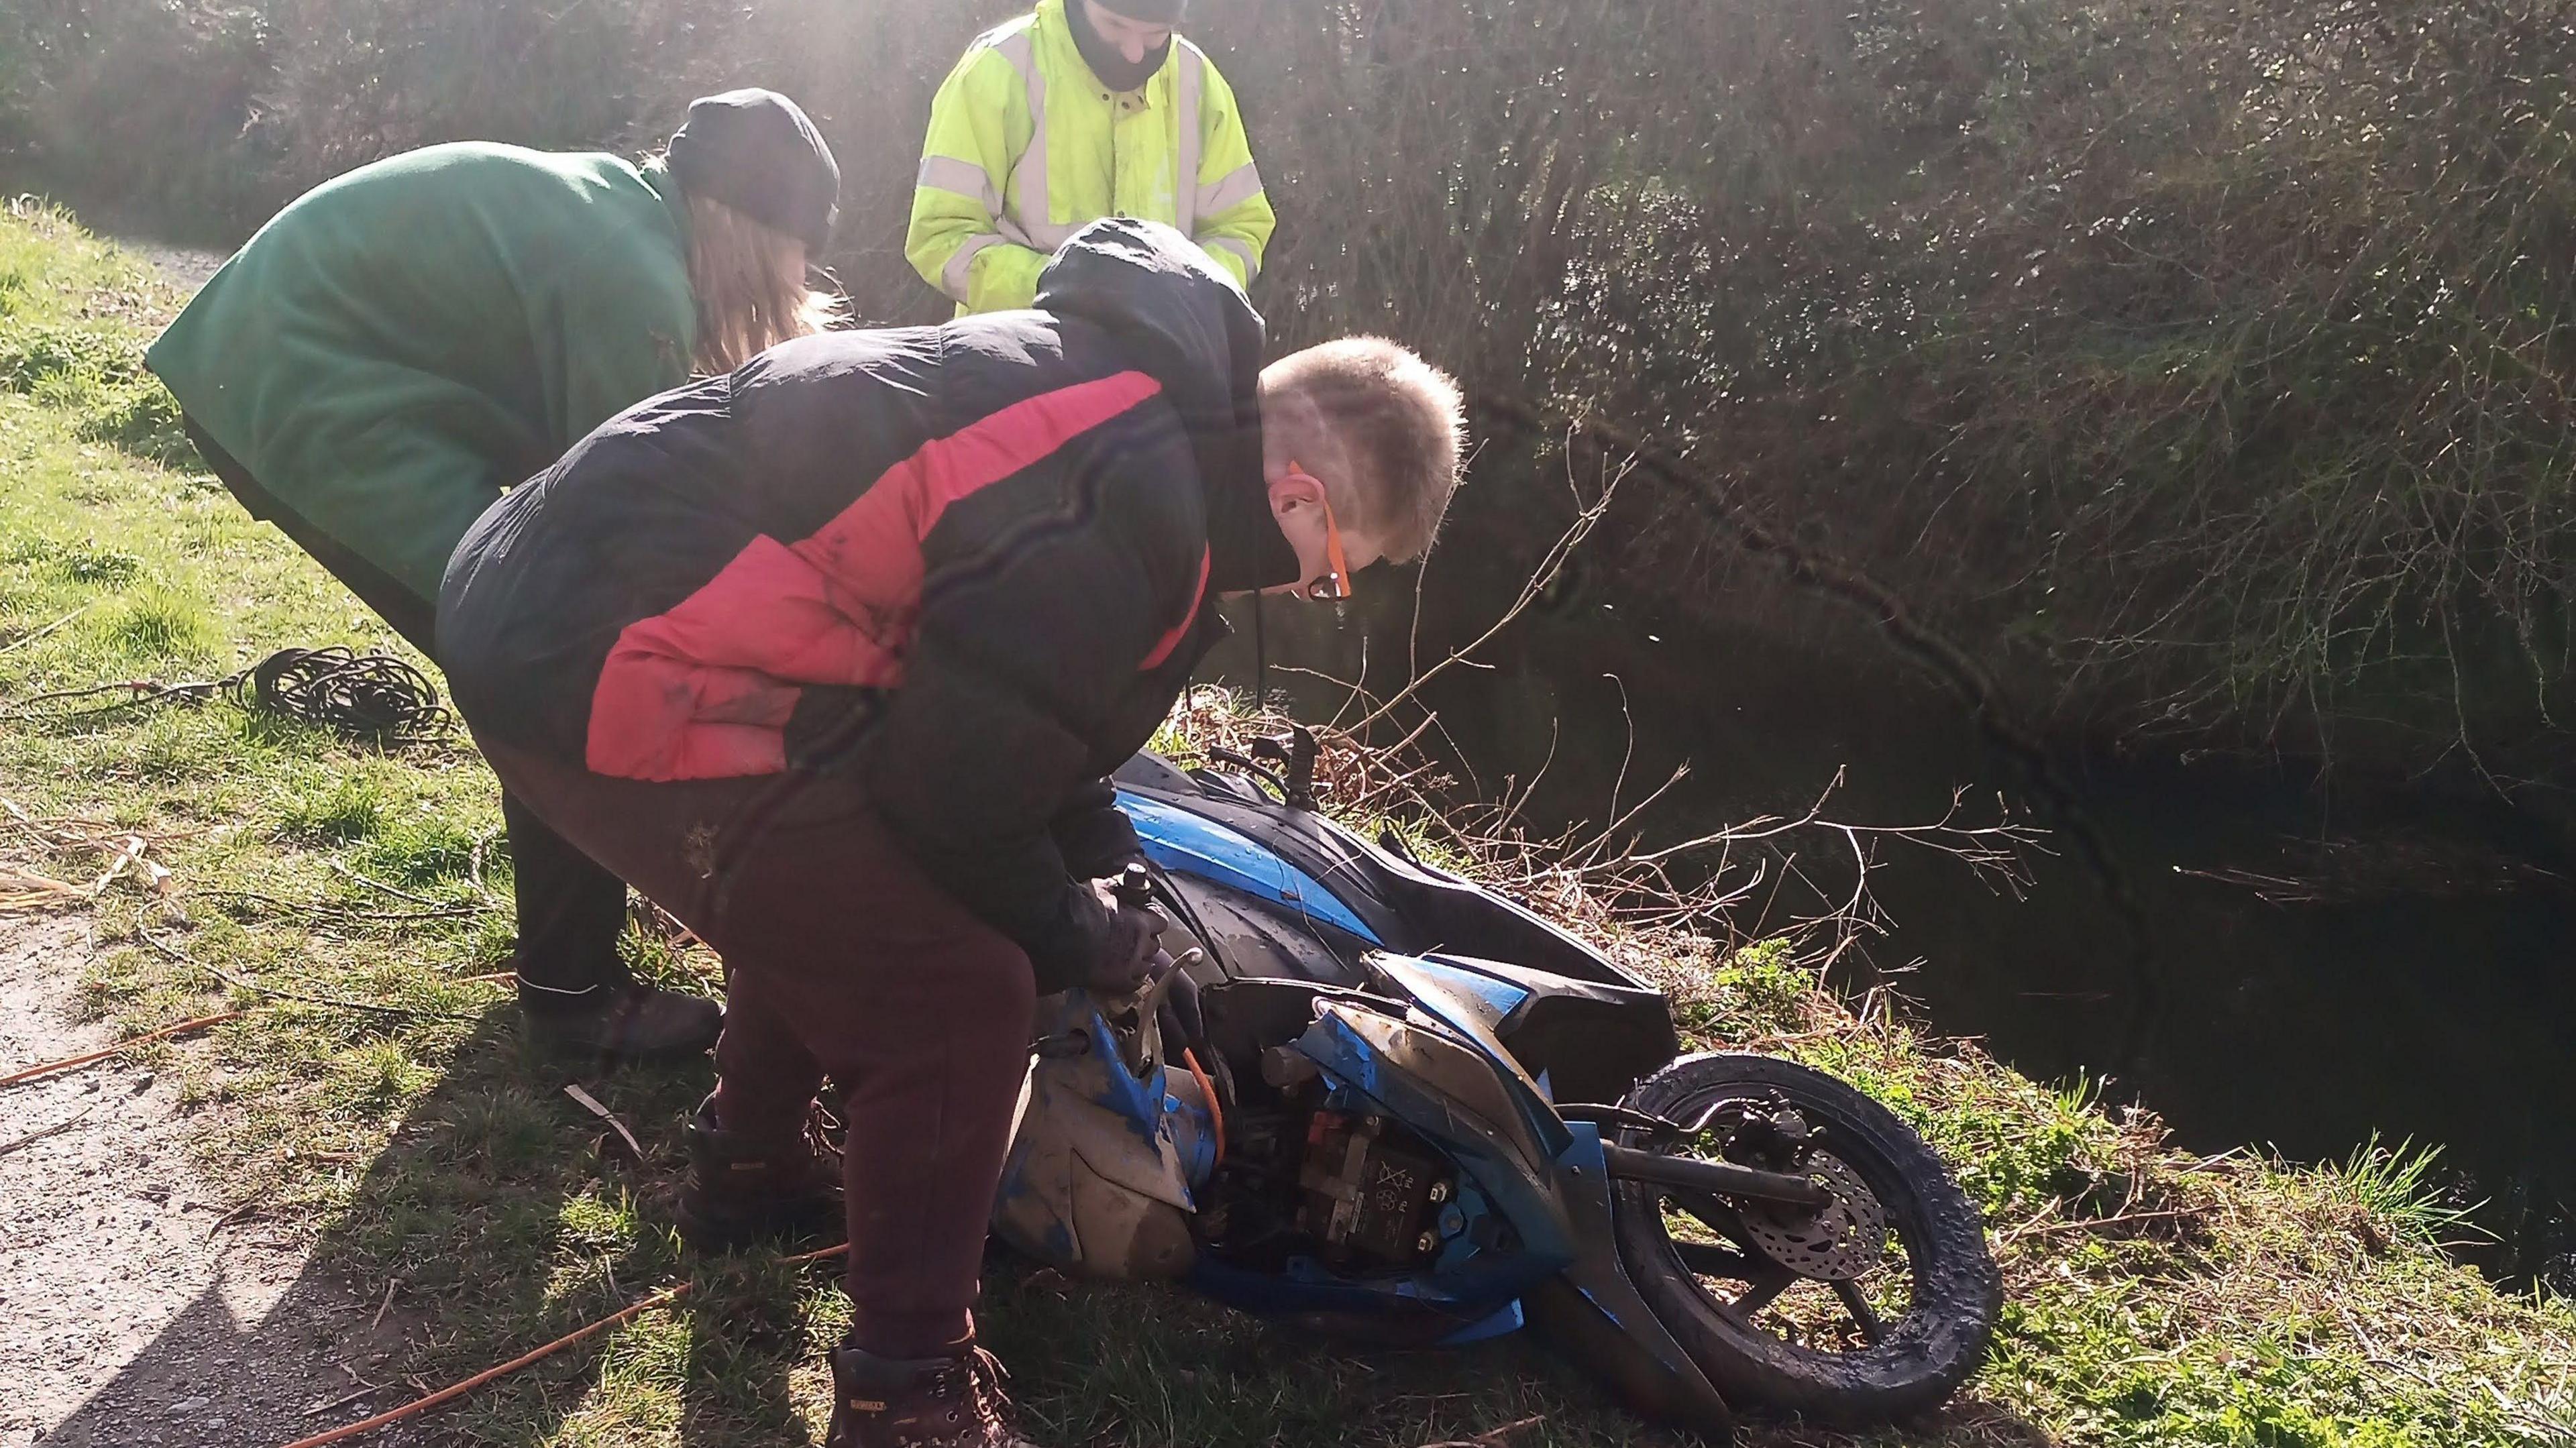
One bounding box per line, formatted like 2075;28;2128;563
1610;1053;2000;1427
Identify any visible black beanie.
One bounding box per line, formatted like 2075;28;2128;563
1095;0;1188;21
665;89;841;256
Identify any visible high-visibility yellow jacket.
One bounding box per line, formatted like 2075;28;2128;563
908;0;1275;314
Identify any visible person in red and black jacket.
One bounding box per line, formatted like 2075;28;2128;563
436;218;1463;1448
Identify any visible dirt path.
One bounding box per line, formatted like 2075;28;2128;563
106;238;227;293
0;235;421;1448
0;917;409;1448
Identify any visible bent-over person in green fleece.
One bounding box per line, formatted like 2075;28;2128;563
146;89;844;1061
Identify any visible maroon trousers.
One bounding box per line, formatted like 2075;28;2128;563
480;740;1034;1356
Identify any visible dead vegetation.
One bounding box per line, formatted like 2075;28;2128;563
0;795;174;913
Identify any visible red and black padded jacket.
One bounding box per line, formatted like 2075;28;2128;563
437;220;1297;988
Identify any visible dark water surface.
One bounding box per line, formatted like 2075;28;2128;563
1206;551;2576;1284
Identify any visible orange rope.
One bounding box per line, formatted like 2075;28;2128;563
1181;1046;1226;1170
274;1243;850;1447
0;1009;247;1088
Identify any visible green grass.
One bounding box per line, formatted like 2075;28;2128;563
4;202;2574;1447
2334;1136;2480;1251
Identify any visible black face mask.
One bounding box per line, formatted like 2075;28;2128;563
1065;1;1172;93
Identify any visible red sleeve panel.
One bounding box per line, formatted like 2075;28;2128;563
586;369;1169;781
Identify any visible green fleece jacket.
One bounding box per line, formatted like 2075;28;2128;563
146;143;698;602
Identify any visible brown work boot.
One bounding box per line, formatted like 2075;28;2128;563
521;979;723;1063
826;1340;1042;1447
674;1095;844;1251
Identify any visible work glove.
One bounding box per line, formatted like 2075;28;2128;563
1086;876;1167;996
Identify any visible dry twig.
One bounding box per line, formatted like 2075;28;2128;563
269;1243;852;1447
0;1008;247;1089
1415;1415;1546;1448
0;1100;97;1157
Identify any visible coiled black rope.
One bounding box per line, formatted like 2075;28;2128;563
3;646;451;744
231;647;451;743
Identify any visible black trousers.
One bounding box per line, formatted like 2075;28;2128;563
182;420;633;1003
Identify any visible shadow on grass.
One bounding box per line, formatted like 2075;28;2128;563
36;993;2035;1448
36;1003;824;1447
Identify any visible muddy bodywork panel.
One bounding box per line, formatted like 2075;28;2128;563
994;991;1217;1280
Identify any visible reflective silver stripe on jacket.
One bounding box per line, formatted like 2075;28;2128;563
1201;235;1258;280
994;32;1079;251
1175;46;1204;239
918;155;1001;215
1195;162;1263;221
942;234;1010;303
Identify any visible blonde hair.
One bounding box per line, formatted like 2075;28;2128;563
1261;337;1467;562
686;194;843;374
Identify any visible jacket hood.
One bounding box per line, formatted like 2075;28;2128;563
1034;218;1297;593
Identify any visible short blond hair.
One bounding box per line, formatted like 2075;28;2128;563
686;194;843;374
1263;338;1465;563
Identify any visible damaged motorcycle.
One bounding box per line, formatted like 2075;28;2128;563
995;730;2002;1443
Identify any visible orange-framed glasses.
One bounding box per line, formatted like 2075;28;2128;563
1288;461;1350;602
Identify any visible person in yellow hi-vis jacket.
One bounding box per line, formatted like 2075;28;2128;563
908;0;1275;315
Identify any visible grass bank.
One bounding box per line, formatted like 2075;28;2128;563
3;205;2573;1447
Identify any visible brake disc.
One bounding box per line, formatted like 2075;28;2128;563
1734;1151;1887;1282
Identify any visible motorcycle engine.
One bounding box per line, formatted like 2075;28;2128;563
1146;908;1477;1276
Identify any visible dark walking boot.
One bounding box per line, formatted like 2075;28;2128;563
520;979;722;1062
826;1341;1040;1448
675;1095;844;1251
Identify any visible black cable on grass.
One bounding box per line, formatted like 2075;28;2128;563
134;911;480;1021
3;646;451;744
234;647;451;743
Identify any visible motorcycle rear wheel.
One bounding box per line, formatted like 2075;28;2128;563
1607;1053;2000;1425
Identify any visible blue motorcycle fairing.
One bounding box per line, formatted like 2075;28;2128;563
1118;790;1381;944
1439;1298;1527;1345
1527;1123;1737;1441
1116;766;1637;992
1182;1166;1521;1333
1360;958;1572;1150
1116;758;1682;1105
1030;992;1217;1182
1185;988;1593;1335
1182;1258;1527;1347
1297;999;1570;1186
1381;956;1534;1036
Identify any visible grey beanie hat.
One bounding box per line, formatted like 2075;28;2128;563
665;89;841;256
1095;0;1188;20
